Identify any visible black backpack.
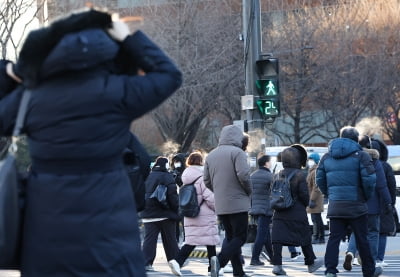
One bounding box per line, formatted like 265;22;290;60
179;176;202;217
270;170;297;211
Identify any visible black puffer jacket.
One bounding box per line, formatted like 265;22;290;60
271;146;311;246
140;167;180;220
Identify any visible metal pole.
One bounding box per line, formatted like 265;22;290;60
242;0;262;132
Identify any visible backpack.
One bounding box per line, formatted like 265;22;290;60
179;176;202;217
270;170;297;211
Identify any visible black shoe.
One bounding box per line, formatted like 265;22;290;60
290;252;302;259
233;274;251;277
250;260;265;266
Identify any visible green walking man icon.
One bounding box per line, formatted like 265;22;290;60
266;80;277;95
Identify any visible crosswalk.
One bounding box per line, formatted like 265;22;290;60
147;255;400;276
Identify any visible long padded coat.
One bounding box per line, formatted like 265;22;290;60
180;165;219;246
271;147;312;246
0;26;181;277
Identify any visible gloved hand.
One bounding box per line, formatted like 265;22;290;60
308;200;316;209
107;20;130;42
385;203;393;214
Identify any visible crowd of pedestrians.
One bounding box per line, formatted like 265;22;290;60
137;124;398;277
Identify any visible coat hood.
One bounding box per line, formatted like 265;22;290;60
363;148;380;160
218;125;243;148
372;139;388;161
40;28;119;79
14;9;114;88
328;138;362;159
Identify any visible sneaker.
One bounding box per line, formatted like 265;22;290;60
373;266;383;277
290;251;302;260
210;256;220;277
308;258;324;273
325;273;337;277
272;265;286;275
145;265;154;272
208;268;224;276
356;253;362;266
250;260;265;266
376;260;388;267
352;257;360;265
223;264;233;273
168;259;182;276
343;252;353;271
261;251;271;262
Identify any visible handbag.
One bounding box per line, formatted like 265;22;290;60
0;89;31;269
246;215;258;243
149;183;169;209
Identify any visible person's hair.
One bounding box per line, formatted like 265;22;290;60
257;155;271;167
340;126;359;142
358;135;371;149
186;151;203;166
153;156;169;169
241;133;250;151
276;152;282;162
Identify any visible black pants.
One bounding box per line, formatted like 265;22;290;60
142;219;179;266
217;212;248;276
272;243;316;265
311;213;325;240
176;244;216;271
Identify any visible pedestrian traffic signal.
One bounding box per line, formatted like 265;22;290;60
255;58;280;117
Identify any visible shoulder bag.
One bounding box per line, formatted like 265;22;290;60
0;89;31;269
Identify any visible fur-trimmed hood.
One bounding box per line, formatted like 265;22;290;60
363;147;380;160
14;9;115;88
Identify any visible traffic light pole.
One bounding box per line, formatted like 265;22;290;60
242;0;263;132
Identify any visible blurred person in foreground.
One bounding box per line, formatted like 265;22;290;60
270;145;324;276
316;126;380;277
204;124;252;277
0;8;182;277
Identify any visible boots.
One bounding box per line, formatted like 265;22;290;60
272;265;286;275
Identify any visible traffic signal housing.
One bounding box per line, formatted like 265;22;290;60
255;58;280;117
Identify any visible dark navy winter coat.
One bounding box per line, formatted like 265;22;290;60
0;27;181;276
316;138;376;218
249;167;273;216
363;148;391;215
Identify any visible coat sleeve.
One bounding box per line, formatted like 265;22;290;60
316;154;328;195
166;175;179;213
203;161;213;191
234;150;252;196
383;162;397;205
375;160;392;206
0;86;24;136
201;181;215;211
359;151;377;200
296;170;309;207
113;31;182;119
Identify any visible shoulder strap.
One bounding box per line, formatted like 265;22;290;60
10;89;32;153
187;175;202;185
